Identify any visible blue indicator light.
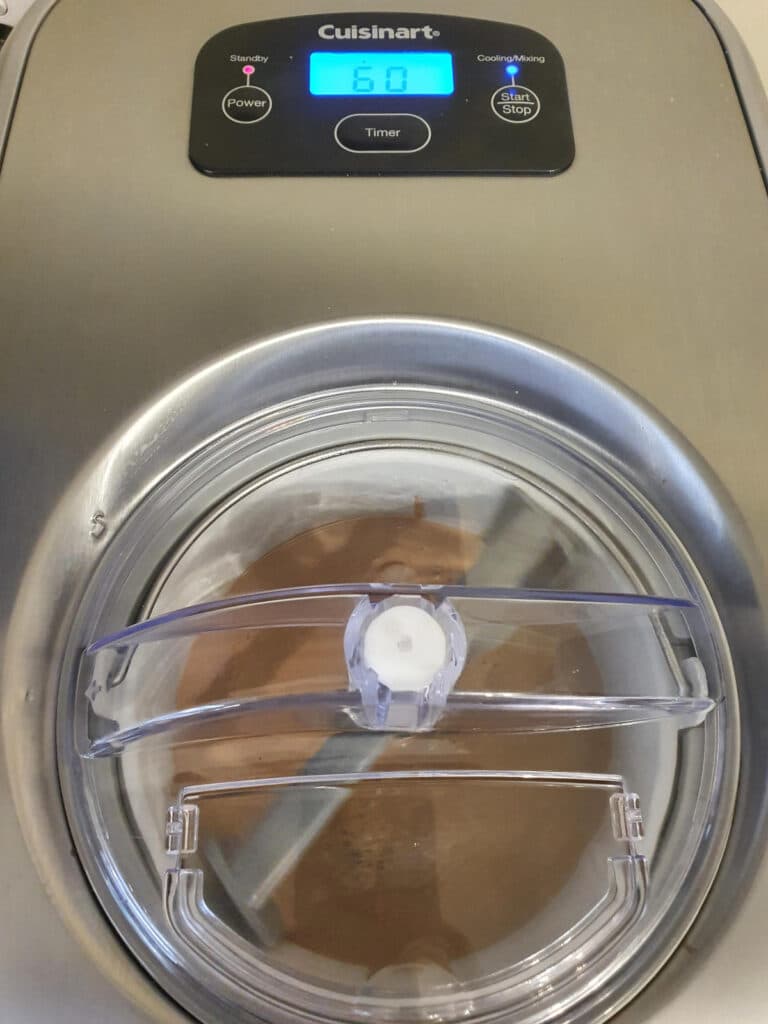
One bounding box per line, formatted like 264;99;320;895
505;63;520;77
309;52;454;96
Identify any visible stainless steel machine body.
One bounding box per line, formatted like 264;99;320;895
1;1;767;1022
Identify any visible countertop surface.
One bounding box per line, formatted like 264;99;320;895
719;0;768;88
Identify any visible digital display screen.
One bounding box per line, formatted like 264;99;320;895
309;52;454;96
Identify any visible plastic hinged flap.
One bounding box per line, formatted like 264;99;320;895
163;769;648;1022
78;584;721;757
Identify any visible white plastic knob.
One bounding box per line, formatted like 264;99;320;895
362;604;449;690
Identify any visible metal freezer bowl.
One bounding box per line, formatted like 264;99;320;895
1;1;767;1023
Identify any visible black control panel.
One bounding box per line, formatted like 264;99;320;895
189;12;574;176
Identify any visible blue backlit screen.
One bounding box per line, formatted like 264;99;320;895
309;52;454;96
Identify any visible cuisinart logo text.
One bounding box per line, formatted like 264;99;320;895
318;23;441;40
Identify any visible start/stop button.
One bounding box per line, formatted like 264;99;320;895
334;114;431;153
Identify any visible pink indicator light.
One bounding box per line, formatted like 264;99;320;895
242;65;255;76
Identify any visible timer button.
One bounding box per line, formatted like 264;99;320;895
490;85;541;124
221;85;272;124
335;114;431;153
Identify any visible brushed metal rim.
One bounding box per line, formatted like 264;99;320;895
3;314;763;1024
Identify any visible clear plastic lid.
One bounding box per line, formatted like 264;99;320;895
58;386;734;1024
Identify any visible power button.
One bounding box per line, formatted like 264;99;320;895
222;85;272;123
221;65;272;124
